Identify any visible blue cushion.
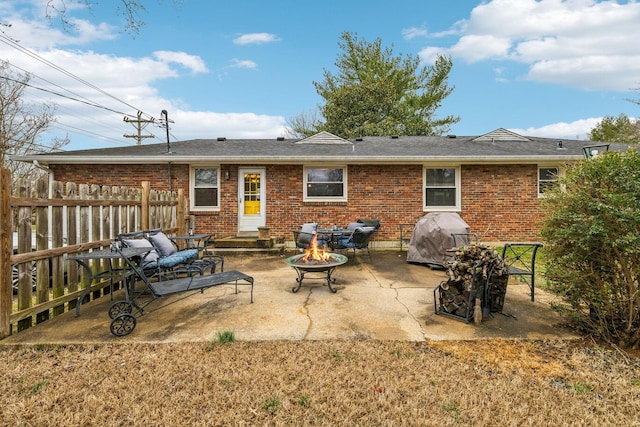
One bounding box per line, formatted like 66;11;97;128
157;249;198;268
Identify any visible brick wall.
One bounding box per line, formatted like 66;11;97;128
49;162;543;243
460;164;542;241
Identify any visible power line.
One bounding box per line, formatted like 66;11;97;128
0;74;132;117
0;35;177;147
0;34;155;120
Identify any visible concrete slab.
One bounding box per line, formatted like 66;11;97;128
0;251;578;345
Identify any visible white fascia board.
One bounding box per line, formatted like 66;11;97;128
12;154;584;166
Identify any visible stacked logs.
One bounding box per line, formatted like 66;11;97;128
437;244;509;322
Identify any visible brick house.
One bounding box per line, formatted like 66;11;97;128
13;128;624;246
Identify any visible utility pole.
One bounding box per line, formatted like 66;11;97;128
123;111;155;145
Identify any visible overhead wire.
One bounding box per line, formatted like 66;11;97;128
0;32;177;147
0;33;154;120
2;60;130;143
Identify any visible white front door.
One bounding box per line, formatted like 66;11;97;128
238;168;266;233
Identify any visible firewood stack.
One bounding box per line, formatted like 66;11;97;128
437;244;509;321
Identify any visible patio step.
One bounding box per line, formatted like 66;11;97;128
211;236;286;256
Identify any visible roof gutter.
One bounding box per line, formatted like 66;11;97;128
12;154;586;166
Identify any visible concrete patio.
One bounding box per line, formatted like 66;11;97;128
1;250;577;345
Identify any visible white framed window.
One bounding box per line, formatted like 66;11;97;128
538;166;560;196
190;166;220;211
424;166;460;211
303;166;347;202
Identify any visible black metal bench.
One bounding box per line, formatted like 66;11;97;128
501;242;543;302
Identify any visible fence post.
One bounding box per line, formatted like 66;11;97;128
51;181;65;316
16;179;33;332
35;178;50;323
141;181;150;230
0;167;11;338
66;182;79;311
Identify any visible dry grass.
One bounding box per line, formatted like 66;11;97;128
1;338;640;426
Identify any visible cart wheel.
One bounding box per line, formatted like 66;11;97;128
108;301;132;319
110;314;136;336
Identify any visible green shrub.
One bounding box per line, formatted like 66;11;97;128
540;148;640;348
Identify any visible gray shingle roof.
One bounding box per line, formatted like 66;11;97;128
12;129;631;165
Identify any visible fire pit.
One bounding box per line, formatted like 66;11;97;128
284;253;348;293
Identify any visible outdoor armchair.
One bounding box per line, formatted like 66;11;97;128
333;226;375;261
293;222;329;250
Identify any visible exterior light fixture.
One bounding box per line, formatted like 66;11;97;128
224;169;230;180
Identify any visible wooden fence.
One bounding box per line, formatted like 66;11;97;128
0;167;188;338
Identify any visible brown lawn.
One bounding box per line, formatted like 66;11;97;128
1;338;639;426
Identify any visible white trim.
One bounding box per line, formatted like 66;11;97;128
189;165;221;212
538;164;561;197
303;165;348;202
423;165;461;211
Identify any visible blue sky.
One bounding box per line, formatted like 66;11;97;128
2;0;640;151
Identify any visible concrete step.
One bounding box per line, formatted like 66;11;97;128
211;236;286;256
211;244;286;256
214;237;265;248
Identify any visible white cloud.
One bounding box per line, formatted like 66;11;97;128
229;59;258;69
233;33;281;45
510;117;603;140
153;51;208;74
418;0;640;91
0;3;117;49
173;111;287;140
402;26;427;40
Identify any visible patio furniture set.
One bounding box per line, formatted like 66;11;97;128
293;220;379;261
68;229;254;337
67;218;541;336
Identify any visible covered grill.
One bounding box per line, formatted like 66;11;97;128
406;212;471;269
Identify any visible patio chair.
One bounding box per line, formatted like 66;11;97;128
333;226;375;262
501;242;543;302
118;229;221;280
293;223;329;251
147;229;224;277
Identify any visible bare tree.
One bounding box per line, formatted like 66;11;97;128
285;109;323;139
0;61;69;181
45;0;182;35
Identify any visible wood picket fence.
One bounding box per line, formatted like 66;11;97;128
0;167;188;338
